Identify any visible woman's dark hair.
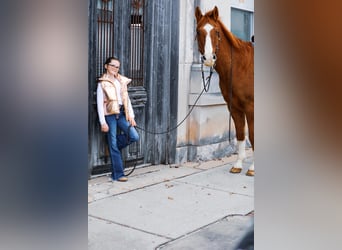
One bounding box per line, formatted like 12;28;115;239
104;56;120;66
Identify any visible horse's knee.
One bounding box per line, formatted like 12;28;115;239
235;127;245;141
230;112;245;140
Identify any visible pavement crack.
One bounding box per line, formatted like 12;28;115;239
174;180;254;198
154;213;253;250
89;170;212;204
89;214;173;240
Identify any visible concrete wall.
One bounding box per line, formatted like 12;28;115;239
175;0;253;163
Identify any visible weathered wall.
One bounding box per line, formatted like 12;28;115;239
143;0;180;164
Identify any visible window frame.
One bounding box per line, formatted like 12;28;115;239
231;7;254;42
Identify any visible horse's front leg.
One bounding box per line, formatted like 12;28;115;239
233;136;254;176
230;139;246;173
229;109;247;174
231;138;254;176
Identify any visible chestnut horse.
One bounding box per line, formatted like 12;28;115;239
195;6;254;176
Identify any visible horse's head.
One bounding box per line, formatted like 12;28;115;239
195;6;221;67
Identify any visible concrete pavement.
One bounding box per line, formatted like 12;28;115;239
88;149;254;250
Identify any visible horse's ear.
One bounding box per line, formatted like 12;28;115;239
195;6;203;22
212;6;219;20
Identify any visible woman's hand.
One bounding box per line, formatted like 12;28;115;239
128;117;137;127
101;123;109;132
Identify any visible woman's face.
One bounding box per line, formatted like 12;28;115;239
105;59;120;76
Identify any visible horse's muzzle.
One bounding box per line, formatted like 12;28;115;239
201;54;216;67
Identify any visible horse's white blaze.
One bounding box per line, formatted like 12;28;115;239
203;23;215;66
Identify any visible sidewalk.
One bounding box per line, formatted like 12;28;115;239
88;149;254;250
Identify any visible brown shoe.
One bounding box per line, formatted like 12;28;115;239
118;177;128;182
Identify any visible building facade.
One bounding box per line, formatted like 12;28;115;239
88;0;254;175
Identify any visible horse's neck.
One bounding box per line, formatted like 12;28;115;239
215;41;233;80
218;20;241;48
215;27;249;79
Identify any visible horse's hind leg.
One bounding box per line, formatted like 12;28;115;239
245;108;254;176
229;109;247;174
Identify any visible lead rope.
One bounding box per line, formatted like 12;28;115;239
128;69;213;175
135;63;213;135
201;59;214;92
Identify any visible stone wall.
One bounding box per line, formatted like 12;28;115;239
175;0;240;163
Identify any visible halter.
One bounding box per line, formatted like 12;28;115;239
199;28;221;92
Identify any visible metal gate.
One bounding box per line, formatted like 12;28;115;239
88;0;147;175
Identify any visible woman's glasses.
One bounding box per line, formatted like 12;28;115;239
108;64;120;69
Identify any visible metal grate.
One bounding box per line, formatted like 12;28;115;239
130;0;145;87
96;0;145;84
96;0;115;78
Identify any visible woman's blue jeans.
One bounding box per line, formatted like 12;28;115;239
105;110;139;180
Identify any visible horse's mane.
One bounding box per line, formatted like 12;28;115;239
217;19;247;49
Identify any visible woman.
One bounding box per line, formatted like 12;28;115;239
97;57;139;182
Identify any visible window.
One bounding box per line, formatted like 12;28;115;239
96;0;114;77
231;8;254;42
130;14;144;86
